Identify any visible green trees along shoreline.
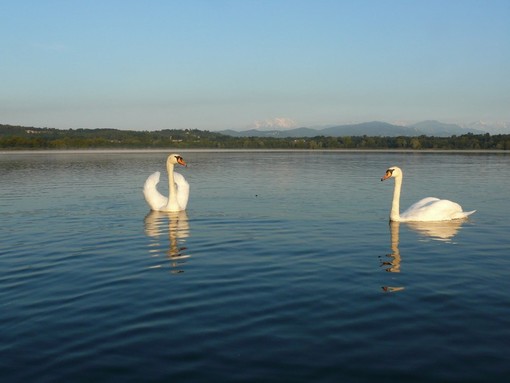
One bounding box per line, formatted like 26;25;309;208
1;124;509;150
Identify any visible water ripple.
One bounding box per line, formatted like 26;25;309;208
1;151;510;382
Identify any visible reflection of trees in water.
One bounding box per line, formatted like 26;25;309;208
144;210;190;274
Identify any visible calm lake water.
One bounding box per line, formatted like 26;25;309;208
1;150;509;382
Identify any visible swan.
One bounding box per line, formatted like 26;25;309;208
381;166;475;222
143;154;189;212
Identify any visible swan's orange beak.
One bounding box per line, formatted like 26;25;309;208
177;157;187;167
381;171;392;181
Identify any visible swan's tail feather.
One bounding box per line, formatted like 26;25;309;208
143;171;167;211
454;210;476;220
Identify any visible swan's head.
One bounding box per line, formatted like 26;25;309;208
167;154;187;167
381;166;402;181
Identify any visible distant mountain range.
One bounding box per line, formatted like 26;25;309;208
219;120;487;138
462;120;510;135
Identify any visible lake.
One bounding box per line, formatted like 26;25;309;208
1;150;509;382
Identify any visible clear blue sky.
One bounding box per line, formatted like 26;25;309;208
1;0;509;131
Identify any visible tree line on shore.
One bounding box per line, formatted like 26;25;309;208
1;124;509;150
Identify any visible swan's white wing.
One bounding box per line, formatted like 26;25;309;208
405;197;440;212
173;172;190;210
143;171;168;211
401;198;474;222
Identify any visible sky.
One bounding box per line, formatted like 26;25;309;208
1;0;509;132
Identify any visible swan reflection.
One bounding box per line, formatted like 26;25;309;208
405;219;464;242
144;210;191;274
381;219;469;292
381;221;405;293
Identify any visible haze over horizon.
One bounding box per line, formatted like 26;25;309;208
1;1;509;133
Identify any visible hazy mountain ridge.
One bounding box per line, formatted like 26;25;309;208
220;120;487;138
0;120;495;140
461;120;510;135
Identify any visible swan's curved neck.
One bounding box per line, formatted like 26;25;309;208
389;221;400;254
390;175;402;222
167;161;177;202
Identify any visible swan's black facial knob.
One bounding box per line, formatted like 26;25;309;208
175;155;187;167
381;168;394;181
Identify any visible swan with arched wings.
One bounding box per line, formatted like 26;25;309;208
143;154;189;212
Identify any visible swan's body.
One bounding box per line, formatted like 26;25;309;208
143;154;189;212
381;166;475;222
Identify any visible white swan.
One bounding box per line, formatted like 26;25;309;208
143;154;189;212
381;166;475;222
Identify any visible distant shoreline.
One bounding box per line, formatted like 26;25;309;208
2;148;508;155
2;125;508;150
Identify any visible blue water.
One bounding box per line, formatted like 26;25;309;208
1;150;509;382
